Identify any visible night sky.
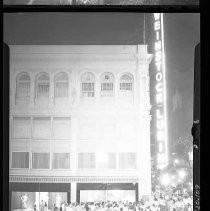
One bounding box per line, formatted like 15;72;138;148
4;12;200;151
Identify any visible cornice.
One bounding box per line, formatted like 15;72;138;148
9;175;139;183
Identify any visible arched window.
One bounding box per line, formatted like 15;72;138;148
100;72;114;97
55;73;68;97
81;72;95;98
36;73;50;98
16;73;30;99
119;74;133;92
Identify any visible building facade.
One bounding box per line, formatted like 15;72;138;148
9;45;153;210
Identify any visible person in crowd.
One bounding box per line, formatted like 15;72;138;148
158;196;166;211
46;189;193;211
40;200;45;211
54;206;59;211
175;196;184;211
44;202;48;211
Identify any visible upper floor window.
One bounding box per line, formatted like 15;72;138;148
53;117;71;140
55;73;68;98
119;74;133;92
12;117;31;139
36;73;50;98
81;72;95;98
32;117;51;139
100;73;114;97
16;73;30;99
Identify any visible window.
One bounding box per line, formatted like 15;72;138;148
78;153;95;169
36;73;50;98
100;73;114;97
16;73;30;99
11;152;29;169
55;73;68;97
119;74;133;91
12;117;31;139
33;117;51;139
79;118;96;140
53;117;71;139
52;153;70;169
32;153;50;169
81;72;95;98
118;118;136;139
97;153;116;169
99;118;116;139
119;153;136;169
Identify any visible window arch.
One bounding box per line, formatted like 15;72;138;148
119;73;134;92
100;72;114;97
81;72;95;98
16;73;30;99
36;73;50;98
54;72;68;97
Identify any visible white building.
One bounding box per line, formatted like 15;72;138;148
9;45;153;210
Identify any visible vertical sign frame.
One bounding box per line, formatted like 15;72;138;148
153;13;168;170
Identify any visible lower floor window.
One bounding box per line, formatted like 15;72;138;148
32;153;50;169
11;191;67;210
78;153;95;169
119;153;137;169
52;153;70;169
11;152;29;169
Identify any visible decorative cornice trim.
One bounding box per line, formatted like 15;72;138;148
9;175;139;183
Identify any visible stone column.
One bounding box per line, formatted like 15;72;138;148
10;71;16;108
138;115;152;202
95;74;100;104
70;117;78;172
49;73;54;107
30;72;35;107
70;182;77;203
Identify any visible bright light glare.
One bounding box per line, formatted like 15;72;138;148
171;182;176;187
178;170;187;179
171;175;176;180
174;159;179;164
160;173;171;186
188;150;193;161
97;153;108;163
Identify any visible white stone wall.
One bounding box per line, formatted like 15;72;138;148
9;45;153;199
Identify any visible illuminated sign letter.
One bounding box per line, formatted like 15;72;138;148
154;13;161;21
155;40;162;51
156;83;163;92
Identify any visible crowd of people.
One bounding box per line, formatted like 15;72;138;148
36;191;193;211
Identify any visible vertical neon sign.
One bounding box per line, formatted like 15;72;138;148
153;13;168;169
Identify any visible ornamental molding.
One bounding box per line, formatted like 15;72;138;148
10;54;152;67
11;54;139;64
135;54;153;65
9;175;139;183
